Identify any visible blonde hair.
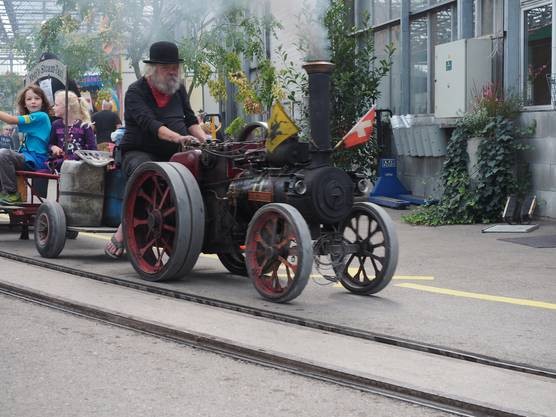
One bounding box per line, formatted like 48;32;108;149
55;90;92;125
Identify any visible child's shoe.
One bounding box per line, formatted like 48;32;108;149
0;193;22;205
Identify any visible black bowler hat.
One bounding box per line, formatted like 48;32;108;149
143;41;183;64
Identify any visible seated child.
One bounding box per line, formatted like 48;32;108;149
0;85;52;204
49;90;97;172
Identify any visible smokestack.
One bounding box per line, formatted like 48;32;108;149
302;61;334;168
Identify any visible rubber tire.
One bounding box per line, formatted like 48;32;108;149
245;203;313;303
338;202;398;295
34;201;67;258
217;249;247;276
66;230;79;239
122;162;205;282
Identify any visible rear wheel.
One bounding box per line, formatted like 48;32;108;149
66;230;79;239
245;203;312;303
217;247;247;276
34;201;67;258
123;162;205;282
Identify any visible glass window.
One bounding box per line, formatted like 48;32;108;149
410;16;428;113
356;0;372;28
391;0;401;19
411;0;452;13
430;8;453;111
411;0;428;12
375;29;391;109
431;8;453;45
524;4;552;106
374;0;389;25
390;25;401;113
481;0;494;35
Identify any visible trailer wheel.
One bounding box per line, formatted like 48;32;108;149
217;247;247;276
337;202;398;295
34;201;67;258
123;162;204;282
245;203;312;303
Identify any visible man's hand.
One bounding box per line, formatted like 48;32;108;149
176;135;200;146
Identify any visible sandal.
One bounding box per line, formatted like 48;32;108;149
104;235;125;259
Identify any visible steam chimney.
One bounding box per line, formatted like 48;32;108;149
302;61;334;168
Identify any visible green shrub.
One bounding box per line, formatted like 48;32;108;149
403;84;533;226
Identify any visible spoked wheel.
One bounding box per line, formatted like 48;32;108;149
337;202;398;295
245;203;313;303
217;246;247;276
34;201;67;258
123;162;205;282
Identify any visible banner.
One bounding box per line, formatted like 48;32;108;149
266;102;300;152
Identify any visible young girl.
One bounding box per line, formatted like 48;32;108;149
49;90;97;172
0;85;51;204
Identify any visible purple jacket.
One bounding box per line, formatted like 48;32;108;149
49;118;97;170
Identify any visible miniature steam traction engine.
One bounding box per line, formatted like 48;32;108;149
122;61;398;302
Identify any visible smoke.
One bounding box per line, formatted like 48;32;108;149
296;0;331;61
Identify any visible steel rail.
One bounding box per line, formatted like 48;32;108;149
1;249;555;382
0;283;519;417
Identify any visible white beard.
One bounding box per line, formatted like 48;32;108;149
151;71;180;95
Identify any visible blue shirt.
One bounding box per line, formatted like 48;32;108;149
17;111;51;170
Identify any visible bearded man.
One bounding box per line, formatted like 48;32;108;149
105;41;209;259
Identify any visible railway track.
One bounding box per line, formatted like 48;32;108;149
1;250;554;381
1;250;555;417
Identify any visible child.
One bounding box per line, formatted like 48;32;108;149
0;85;52;204
49;90;97;172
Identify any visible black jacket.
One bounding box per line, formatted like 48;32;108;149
120;77;198;159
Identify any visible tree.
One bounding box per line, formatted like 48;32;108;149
179;3;282;113
324;0;394;174
0;72;24;113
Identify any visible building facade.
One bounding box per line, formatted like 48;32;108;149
268;0;555;218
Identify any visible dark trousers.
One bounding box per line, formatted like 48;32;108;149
121;150;168;180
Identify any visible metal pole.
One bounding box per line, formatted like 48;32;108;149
63;68;69;153
400;0;410;115
552;0;556;106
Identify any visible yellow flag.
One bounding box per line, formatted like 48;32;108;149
266;102;300;152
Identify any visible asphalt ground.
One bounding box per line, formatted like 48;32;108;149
1;294;453;417
0;207;555;372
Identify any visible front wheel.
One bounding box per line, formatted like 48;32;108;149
245;203;313;303
34;201;67;258
337;202;398;295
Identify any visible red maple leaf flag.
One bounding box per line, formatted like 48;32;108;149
336;106;376;149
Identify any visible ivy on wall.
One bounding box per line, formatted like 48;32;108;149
403;86;534;225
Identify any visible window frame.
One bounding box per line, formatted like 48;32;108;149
520;0;554;109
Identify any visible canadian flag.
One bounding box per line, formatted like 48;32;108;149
336;106;376;149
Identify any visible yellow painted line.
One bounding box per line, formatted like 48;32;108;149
392;275;434;281
331;275;434;288
79;232;111;240
396;283;556;311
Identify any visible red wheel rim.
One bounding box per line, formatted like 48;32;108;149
125;171;177;274
246;211;301;297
